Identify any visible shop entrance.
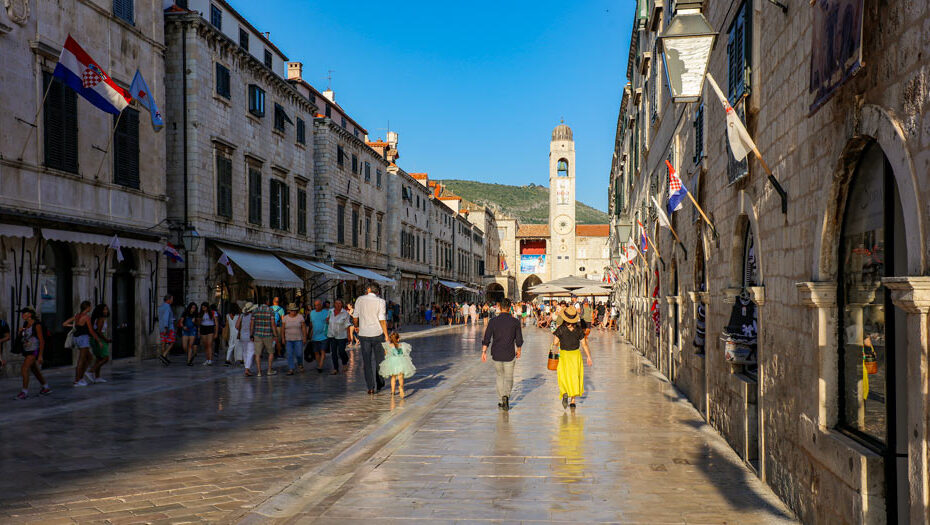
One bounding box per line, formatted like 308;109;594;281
111;251;136;359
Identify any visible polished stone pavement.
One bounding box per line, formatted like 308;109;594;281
0;323;796;524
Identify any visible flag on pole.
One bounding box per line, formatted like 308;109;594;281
218;253;234;276
53;35;131;115
130;69;164;131
665;160;689;215
163;242;184;263
637;220;649;252
108;235;124;263
651;196;674;230
499;253;508;271
706;74;758;163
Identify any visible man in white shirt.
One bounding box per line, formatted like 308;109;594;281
353;283;390;394
327;299;352;375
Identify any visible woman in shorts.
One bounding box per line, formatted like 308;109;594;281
199;302;219;366
178;302;199;366
64;301;98;387
15;307;50;399
87;304;111;384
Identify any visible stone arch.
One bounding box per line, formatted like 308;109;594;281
729;190;763;287
815;104;925;279
486;282;505;303
521;274;542;301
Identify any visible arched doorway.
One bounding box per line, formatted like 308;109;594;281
837;141;909;522
111;250;136;359
486;283;504;304
521;275;542;302
40;241;73;368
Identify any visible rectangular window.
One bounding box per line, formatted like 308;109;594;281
264;50;273;69
364;162;371;182
297;189;307;235
43;73;79;174
296;117;306;144
215;63;230;99
341;117;347;128
325;105;331;118
693;103;704;164
239;28;249;50
248;167;262;225
269;179;289;231
727;1;752;104
113;108;140;188
210;4;222;29
351;208;359;247
336;145;345;167
351;154;358;174
365;216;371;249
248;85;265;117
337;203;346;243
113;0;134;24
273;103;292;132
376;220;382;251
216;153;232;218
376;169;382;188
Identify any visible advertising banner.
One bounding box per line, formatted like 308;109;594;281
809;0;864;114
520;255;546;274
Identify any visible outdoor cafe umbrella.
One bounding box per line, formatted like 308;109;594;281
571;285;613;297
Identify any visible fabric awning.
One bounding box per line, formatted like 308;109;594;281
340;266;396;285
438;279;466;290
42;228;162;251
218;245;304;288
0;224;34;238
282;257;357;280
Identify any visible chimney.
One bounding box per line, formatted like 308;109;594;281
323;89;335;102
263;32;271;39
287;62;303;81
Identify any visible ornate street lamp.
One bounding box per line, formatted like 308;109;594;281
181;224;201;252
658;1;717;103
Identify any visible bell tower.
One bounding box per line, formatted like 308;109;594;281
549;121;576;280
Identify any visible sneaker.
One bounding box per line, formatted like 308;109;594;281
84;372;96;384
203;360;212;366
267;370;278;376
15;391;27;400
74;379;89;387
39;387;52;395
93;377;107;383
224;360;231;367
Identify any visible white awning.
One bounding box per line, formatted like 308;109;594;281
282;257;357;280
340;266;396;285
218;245;304;288
42;228;162;251
439;279;466;290
0;224;34;238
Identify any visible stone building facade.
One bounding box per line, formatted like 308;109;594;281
0;0;168;372
609;1;930;523
164;3;317;307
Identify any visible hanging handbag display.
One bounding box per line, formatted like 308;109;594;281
721;293;758;366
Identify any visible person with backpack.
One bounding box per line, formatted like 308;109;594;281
15;306;51;399
64;301;99;387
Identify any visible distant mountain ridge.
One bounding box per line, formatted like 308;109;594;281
438;180;609;225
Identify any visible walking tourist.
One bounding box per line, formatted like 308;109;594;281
581;301;593;338
64;301;98;387
379;332;416;398
345;303;359;346
424;303;433;326
157;294;175;366
251;299;278;375
469;302;478;324
480;298;523;411
15;307;50;399
176;302;198;365
281;303;307;375
271;296;285;357
552;306;593;409
306;299;329;373
353;282;390;394
238;303;259;376
86;304;111;384
223;303;241;366
199;302;219;366
327;299;352;374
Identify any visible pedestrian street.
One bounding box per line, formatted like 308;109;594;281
0;323;796;524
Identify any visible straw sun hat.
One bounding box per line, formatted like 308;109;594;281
560;305;580;324
286;302;299;311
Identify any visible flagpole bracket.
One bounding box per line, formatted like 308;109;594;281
766;0;788;14
767;174;788;214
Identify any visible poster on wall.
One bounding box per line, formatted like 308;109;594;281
520;255;546;274
809;0;865;114
40;276;57;314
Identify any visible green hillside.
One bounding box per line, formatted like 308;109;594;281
438;180;609;224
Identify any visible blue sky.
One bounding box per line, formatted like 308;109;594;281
235;1;635;212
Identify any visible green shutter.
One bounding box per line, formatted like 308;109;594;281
114;108;140;188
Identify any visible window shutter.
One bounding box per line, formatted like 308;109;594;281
44;74;79;173
297;189;307;235
114;0;134;24
269;181;280;229
114;108;140;188
216;155;232;218
249;168;262;225
693;103;704;164
282;184;290;231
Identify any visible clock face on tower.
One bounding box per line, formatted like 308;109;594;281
554;214;573;235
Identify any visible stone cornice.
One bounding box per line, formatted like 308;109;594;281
796;281;837;309
315;118;388;163
882;276;930;314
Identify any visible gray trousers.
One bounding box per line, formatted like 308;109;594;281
493;359;515;398
359;335;385;390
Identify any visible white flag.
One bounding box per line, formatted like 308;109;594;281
706;73;759;162
218;253;234;276
108;235;124;262
651;196;673;230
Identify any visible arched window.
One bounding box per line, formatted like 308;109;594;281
742;227;758;287
557;159;569;177
837;142;906;447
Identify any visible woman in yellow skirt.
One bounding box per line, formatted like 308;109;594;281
552;306;593;409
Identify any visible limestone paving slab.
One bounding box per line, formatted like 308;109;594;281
294;326;796;524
